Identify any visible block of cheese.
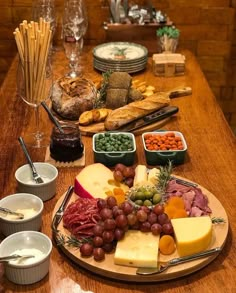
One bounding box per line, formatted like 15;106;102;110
114;230;160;268
147;168;160;185
74;163;128;199
133;165;148;187
171;216;212;257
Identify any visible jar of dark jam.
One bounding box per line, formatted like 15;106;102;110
50;124;84;162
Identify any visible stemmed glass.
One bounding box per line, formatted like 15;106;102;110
32;0;56;55
62;0;88;78
17;61;53;148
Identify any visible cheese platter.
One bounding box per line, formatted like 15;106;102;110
52;175;228;282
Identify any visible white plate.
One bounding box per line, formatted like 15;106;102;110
93;42;148;62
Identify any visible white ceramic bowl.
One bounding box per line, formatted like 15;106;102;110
0;231;52;285
15;162;58;201
0;193;44;236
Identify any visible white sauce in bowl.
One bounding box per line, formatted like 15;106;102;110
2;208;37;220
25;176;51;185
9;248;45;265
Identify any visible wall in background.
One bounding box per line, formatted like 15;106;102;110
0;0;235;135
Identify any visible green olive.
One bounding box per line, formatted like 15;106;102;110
153;193;162;204
143;199;152;206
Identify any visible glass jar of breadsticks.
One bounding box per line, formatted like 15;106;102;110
14;19;53;148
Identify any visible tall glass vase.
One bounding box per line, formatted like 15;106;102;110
17;60;53;148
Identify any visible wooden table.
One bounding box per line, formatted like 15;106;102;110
0;47;236;293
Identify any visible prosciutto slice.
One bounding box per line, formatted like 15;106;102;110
166;180;212;216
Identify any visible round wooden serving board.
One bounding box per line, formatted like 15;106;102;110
52;179;228;282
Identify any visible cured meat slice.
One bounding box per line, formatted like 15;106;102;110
63;197;101;238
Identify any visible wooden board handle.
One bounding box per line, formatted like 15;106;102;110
169;87;192;99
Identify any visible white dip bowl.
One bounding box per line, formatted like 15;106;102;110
0;231;52;285
15;162;58;201
0;193;44;236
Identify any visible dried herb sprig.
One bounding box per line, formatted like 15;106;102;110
94;70;113;108
211;217;226;224
55;233;92;248
156;160;173;196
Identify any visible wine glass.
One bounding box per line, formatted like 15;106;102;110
32;0;56;55
62;0;88;78
17;60;53;148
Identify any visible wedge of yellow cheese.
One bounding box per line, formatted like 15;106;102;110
171;216;212;257
114;230;159;268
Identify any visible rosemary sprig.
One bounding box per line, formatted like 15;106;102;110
55;233;92;248
94;70;113;108
156;160;173;196
211;217;226;224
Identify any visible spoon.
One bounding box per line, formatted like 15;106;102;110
41;101;64;134
0;207;24;219
18;137;44;184
0;254;35;263
136;247;222;275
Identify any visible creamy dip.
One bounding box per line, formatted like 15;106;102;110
9;248;45;265
2;208;37;220
25;176;51;185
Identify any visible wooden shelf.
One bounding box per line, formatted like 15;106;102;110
103;21;173;55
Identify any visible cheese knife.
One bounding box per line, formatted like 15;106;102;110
117;105;179;132
136;247;222;275
51;185;74;233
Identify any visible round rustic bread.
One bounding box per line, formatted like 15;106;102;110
51;77;97;120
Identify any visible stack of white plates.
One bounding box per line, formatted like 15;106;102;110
93;42;148;73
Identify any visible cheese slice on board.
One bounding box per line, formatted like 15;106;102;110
114;230;160;268
74;163;128;199
171;216;212;257
133;165;148;187
147;168;160;185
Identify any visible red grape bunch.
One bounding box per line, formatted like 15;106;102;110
79;196;173;262
113;163;135;187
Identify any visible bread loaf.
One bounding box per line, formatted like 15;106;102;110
104;93;170;130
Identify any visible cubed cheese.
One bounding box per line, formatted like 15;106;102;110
171;216;212;257
74;163;128;199
133;165;148;187
114;230;160;268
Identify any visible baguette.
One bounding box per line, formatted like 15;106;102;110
104;93;170;130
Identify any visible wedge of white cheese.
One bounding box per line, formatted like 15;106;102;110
114;230;160;268
74;163;128;199
147;168;160;185
133;165;148;187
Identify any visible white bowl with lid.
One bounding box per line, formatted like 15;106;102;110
0;231;52;285
15;162;58;201
0;193;43;236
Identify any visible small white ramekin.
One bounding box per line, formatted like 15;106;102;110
0;193;44;236
0;231;52;285
15;162;58;201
